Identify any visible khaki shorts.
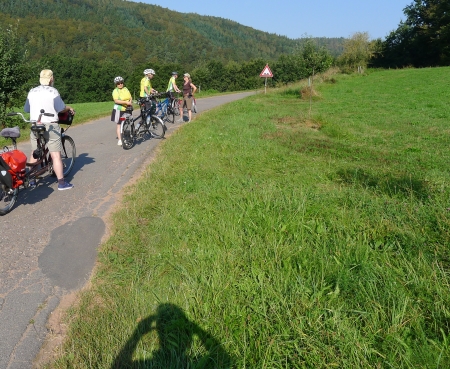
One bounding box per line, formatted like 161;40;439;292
30;123;62;152
183;94;193;110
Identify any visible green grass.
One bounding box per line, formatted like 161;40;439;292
49;68;450;368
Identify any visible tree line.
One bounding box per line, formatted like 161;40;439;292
0;22;334;127
371;0;450;68
328;1;450;72
0;0;344;67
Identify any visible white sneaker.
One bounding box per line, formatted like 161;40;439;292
117;140;122;146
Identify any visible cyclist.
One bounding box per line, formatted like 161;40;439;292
140;69;157;97
181;73;197;123
24;69;75;190
166;71;181;96
166;71;182;122
111;76;133;146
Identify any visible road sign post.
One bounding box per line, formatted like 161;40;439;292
259;64;273;94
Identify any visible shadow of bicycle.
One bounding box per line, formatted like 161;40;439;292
110;303;234;369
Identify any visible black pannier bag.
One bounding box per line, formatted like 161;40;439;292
139;96;156;114
0;156;13;189
58;111;74;125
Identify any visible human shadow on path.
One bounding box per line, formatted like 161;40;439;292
69;152;95;174
110;303;234;369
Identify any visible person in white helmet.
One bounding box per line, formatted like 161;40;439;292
166;71;181;96
140;69;157;97
111;76;132;146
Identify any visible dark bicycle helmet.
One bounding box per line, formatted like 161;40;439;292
114;76;124;84
171;71;178;75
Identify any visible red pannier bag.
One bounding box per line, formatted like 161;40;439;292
1;150;27;172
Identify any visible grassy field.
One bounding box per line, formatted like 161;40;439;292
48;68;450;368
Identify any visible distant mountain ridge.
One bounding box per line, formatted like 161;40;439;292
0;0;344;66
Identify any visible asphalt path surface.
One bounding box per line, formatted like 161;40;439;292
0;92;255;369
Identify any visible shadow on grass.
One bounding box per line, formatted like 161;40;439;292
335;168;430;202
110;303;234;369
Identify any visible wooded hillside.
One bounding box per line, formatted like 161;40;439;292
0;0;344;66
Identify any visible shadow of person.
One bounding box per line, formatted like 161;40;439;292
70;152;95;175
110;303;234;369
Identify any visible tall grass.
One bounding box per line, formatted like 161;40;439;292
50;68;450;368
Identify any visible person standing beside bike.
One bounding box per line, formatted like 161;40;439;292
166;71;181;97
140;69;157;97
24;69;75;190
166;71;182;122
111;76;133;146
181;73;197;123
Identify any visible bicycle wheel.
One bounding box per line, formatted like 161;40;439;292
137;118;152;141
155;103;165;122
149;115;165;139
166;101;175;123
61;135;76;176
0;186;18;215
122;119;135;150
192;99;197;113
172;99;180;116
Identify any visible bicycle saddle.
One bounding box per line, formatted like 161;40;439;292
0;126;20;138
31;125;46;133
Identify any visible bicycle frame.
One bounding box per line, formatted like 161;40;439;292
27;126;54;181
154;98;170;118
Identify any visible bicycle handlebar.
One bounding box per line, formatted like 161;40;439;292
7;110;55;124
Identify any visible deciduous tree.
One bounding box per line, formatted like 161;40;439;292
0;23;30;127
338;32;375;71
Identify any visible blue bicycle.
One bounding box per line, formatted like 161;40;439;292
154;92;175;124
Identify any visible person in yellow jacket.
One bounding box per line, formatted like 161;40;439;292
140;69;157;97
111;76;132;146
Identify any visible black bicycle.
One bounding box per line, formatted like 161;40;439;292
121;96;165;150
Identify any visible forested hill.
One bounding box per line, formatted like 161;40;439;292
0;0;344;66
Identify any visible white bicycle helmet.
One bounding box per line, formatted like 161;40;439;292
144;69;155;75
114;76;124;84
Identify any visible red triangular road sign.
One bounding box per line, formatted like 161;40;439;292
259;64;273;78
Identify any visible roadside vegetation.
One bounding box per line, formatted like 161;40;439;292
46;67;450;368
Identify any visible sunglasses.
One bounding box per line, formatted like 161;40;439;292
116;82;124;85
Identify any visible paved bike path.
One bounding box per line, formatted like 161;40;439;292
0;92;256;369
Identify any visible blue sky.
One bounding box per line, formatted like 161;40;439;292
135;0;408;40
